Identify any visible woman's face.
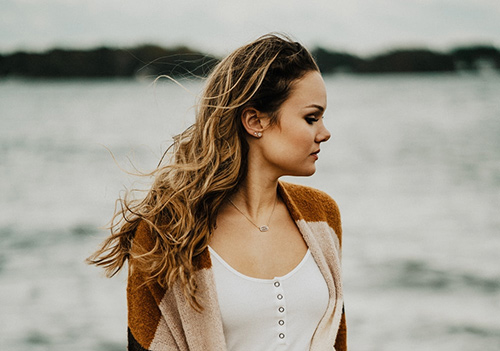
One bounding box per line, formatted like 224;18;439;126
257;70;331;177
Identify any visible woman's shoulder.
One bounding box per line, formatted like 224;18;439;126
279;181;342;244
279;181;338;208
279;181;340;223
131;219;211;271
130;220;156;253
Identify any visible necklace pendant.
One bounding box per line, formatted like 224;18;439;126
259;225;269;232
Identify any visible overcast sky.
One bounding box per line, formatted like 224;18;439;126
2;0;500;56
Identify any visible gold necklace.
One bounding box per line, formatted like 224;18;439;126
228;196;278;232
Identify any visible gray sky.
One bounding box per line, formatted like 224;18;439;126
2;0;500;56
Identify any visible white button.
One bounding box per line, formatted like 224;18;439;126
279;333;285;339
278;320;284;326
277;294;283;300
278;307;285;313
274;281;280;287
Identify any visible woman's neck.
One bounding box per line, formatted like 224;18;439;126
230;175;279;220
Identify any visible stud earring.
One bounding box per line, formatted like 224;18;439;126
254;132;262;138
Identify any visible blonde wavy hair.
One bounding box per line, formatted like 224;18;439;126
87;33;319;310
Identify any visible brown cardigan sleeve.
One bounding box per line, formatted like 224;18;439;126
127;222;175;350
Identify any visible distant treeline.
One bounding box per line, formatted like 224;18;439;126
0;45;218;79
0;44;499;78
314;45;500;74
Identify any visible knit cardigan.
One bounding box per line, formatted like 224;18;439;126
127;181;347;351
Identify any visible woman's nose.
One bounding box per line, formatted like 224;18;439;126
316;124;331;143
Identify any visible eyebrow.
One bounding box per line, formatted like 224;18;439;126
304;104;325;113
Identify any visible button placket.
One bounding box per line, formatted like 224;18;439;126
274;279;286;344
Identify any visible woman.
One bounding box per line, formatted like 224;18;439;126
88;34;346;351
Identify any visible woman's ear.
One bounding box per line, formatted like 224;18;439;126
241;107;267;138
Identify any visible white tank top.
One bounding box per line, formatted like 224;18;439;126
209;247;329;351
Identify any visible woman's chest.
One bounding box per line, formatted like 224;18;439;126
209;247;330;350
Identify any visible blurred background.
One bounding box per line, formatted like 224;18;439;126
1;1;500;350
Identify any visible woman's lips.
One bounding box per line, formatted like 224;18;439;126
310;150;320;160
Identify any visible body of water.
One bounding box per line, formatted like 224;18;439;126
1;73;499;350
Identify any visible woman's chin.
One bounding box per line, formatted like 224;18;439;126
285;167;317;178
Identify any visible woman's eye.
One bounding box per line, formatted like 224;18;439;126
306;116;318;124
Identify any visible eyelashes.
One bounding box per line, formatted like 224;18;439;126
306;116;320;124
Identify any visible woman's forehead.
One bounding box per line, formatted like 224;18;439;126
286;71;327;109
